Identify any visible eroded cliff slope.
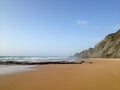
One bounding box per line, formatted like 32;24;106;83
74;29;120;58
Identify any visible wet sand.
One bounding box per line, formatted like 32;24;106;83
0;65;36;75
1;58;120;90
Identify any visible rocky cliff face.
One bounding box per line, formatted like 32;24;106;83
75;29;120;58
74;48;93;58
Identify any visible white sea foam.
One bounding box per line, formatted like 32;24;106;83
0;65;36;75
0;56;74;62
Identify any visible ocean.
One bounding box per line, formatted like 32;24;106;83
0;56;75;62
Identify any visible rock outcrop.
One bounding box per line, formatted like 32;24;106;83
74;48;93;58
74;29;120;58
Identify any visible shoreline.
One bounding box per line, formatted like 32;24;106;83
1;58;120;90
0;65;36;75
0;60;84;65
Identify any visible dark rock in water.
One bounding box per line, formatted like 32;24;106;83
81;61;85;63
0;61;82;65
74;29;120;58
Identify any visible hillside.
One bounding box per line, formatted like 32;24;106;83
74;29;120;58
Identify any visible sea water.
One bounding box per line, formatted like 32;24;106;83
0;56;75;75
0;56;75;62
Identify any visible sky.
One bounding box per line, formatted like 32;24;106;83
0;0;120;56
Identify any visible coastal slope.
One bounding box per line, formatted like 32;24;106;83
74;29;120;58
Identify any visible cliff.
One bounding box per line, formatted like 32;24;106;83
74;29;120;58
74;48;93;58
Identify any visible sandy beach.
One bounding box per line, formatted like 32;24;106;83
1;58;120;90
0;65;36;75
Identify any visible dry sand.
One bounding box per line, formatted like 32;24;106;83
1;58;120;90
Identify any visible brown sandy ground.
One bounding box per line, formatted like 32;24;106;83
0;58;120;90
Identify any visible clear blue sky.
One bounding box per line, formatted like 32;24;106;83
0;0;120;56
